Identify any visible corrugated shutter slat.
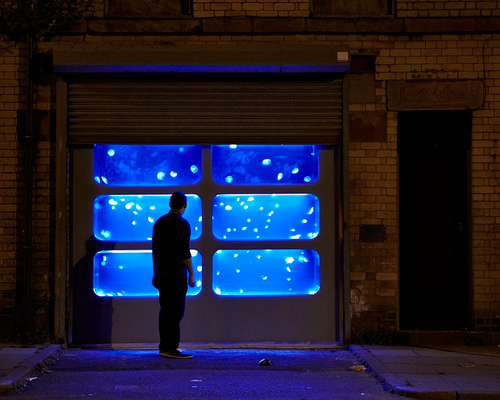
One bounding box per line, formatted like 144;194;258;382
67;80;343;144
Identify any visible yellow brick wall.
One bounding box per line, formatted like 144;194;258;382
397;0;500;17
0;43;23;329
192;0;310;18
2;0;500;340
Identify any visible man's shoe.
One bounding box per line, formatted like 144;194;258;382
159;349;193;359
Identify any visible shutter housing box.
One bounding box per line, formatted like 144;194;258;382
55;45;348;144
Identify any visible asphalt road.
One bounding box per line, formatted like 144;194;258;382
5;348;398;399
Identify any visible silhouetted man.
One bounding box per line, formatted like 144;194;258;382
152;191;195;359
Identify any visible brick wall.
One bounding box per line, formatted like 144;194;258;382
397;0;500;17
0;41;23;339
1;0;500;342
192;0;309;18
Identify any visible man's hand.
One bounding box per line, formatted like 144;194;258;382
188;275;195;288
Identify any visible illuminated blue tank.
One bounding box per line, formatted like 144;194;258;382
93;250;202;297
212;145;318;185
91;144;323;298
212;194;319;241
213;249;320;296
93;194;202;241
94;144;201;186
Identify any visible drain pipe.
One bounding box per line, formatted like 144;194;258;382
21;33;34;338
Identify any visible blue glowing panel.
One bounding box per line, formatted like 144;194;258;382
212;194;319;241
212;145;319;185
213;249;320;296
94;194;202;242
93;145;202;186
93;250;202;297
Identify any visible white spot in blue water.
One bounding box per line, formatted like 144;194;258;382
170;171;178;178
148;217;154;223
285;257;294;264
107;149;115;157
304;176;312;183
157;172;165;180
225;205;232;211
197;266;202;272
262;159;271;166
302;219;308;224
150;206;156;210
101;176;108;184
190;165;198;174
225;175;234;183
307;207;314;215
230;144;237;149
108;199;118;206
215;288;221;295
277;173;283;181
94;176;101;183
179;147;185;153
292;167;299;174
100;230;111;239
125;202;134;210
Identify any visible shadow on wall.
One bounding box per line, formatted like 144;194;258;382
72;236;116;345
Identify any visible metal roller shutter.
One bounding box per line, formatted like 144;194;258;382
67;78;343;145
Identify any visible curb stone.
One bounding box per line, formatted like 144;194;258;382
0;345;62;395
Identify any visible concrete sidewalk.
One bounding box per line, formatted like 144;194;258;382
350;344;500;399
1;343;500;398
0;345;62;395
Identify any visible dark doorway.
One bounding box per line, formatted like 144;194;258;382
399;111;470;330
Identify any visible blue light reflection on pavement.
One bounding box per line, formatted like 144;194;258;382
212;249;320;296
93;250;202;297
93;194;202;242
212;194;319;241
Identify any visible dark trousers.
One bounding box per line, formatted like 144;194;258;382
157;278;188;352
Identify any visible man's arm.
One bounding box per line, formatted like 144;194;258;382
183;257;195;287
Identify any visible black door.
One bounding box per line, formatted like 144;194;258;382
399;111;470;330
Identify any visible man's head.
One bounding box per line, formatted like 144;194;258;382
169;191;187;210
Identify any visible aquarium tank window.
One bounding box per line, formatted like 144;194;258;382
94;144;202;186
212;194;319;241
213;249;320;296
212;145;319;185
93;194;202;242
93;250;202;297
91;144;323;298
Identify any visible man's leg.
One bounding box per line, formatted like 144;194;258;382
158;279;187;352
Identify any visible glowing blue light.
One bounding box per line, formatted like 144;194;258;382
94;194;202;241
93;145;202;187
212;194;320;241
93;250;202;297
212;145;319;185
213;249;320;296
